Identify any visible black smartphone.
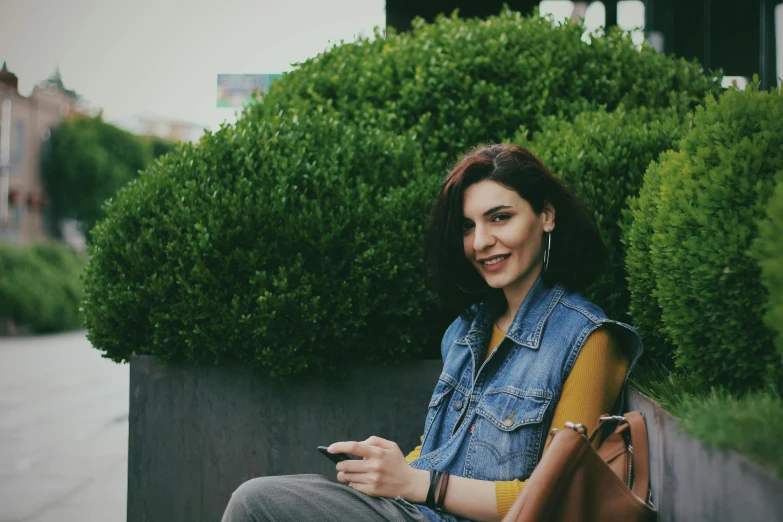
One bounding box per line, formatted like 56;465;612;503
317;445;353;464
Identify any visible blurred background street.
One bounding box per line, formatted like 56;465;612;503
0;331;127;522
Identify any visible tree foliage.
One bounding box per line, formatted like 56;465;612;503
42;114;176;237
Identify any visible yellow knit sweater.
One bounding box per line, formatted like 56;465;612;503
405;325;629;519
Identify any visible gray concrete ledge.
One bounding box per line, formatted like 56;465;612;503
128;357;783;522
127;356;442;522
626;387;783;522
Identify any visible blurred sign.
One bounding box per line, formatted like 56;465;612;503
217;74;282;108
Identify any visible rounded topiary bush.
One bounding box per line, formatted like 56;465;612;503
84;105;439;377
753;180;783;382
521;106;688;322
82;8;720;378
625;150;684;363
627;84;783;390
262;9;719;161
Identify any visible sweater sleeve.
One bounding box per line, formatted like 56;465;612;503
405;445;422;463
494;327;630;518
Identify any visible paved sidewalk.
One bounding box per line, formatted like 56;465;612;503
0;331;128;522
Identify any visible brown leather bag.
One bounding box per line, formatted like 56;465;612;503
501;411;657;522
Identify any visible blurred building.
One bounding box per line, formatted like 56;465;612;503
123;115;204;144
386;0;781;90
0;63;90;246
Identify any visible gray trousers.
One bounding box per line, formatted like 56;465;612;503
221;474;430;522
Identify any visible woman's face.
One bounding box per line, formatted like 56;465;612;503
462;180;555;294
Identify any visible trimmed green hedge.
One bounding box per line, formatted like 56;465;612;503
627;84;783;390
82;9;719;377
521;106;688;322
625;150;682;363
753;179;783;379
0;242;86;333
262;10;718;163
84;112;437;376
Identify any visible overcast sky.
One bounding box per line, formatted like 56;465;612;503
0;0;385;133
2;1;777;137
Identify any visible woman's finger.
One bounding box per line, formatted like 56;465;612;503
335;459;368;473
364;436;397;451
328;440;382;459
339;471;370;484
346;480;375;497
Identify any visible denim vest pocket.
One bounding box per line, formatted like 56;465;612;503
468;389;552;480
421;374;464;449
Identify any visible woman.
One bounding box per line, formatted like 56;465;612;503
222;144;642;522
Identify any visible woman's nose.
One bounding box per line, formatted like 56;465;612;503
473;224;496;251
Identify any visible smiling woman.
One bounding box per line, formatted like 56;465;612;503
426;144;607;320
461;182;554;329
221;144;641;522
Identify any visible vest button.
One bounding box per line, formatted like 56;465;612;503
454;400;463;411
503;418;513;427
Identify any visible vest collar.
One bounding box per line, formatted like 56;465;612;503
457;276;565;350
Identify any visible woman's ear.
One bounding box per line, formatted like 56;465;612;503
542;201;556;233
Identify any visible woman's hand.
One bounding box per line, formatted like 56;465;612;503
328;436;430;501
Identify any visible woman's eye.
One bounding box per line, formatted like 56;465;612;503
462;222;474;233
492;213;511;222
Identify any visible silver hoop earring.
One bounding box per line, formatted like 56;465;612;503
543;232;551;272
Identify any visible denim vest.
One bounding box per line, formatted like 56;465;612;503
406;277;642;522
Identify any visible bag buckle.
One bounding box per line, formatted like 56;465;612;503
598;415;627;423
589;415;627;444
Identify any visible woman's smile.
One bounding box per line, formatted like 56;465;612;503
478;254;511;272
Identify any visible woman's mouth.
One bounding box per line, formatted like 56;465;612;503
479;255;510;272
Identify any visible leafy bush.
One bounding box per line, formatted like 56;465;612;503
753;180;783;379
82;9;719;378
520;106;688;322
83;109;438;376
261;9;719;162
627;84;783;390
0;242;86;333
624;150;683;363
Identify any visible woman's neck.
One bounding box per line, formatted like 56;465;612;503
497;265;543;330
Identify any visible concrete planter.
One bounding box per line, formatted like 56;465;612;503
128;357;783;522
626;388;783;522
127;356;442;522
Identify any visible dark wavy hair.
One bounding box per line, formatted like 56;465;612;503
425;143;607;312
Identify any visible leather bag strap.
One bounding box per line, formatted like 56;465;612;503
625;411;650;502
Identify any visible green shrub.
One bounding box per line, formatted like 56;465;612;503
753;180;783;380
520;106;688;322
82;9;719;378
628;84;783;390
262;9;719;162
625;150;684;363
83;109;439;376
0;242;86;332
